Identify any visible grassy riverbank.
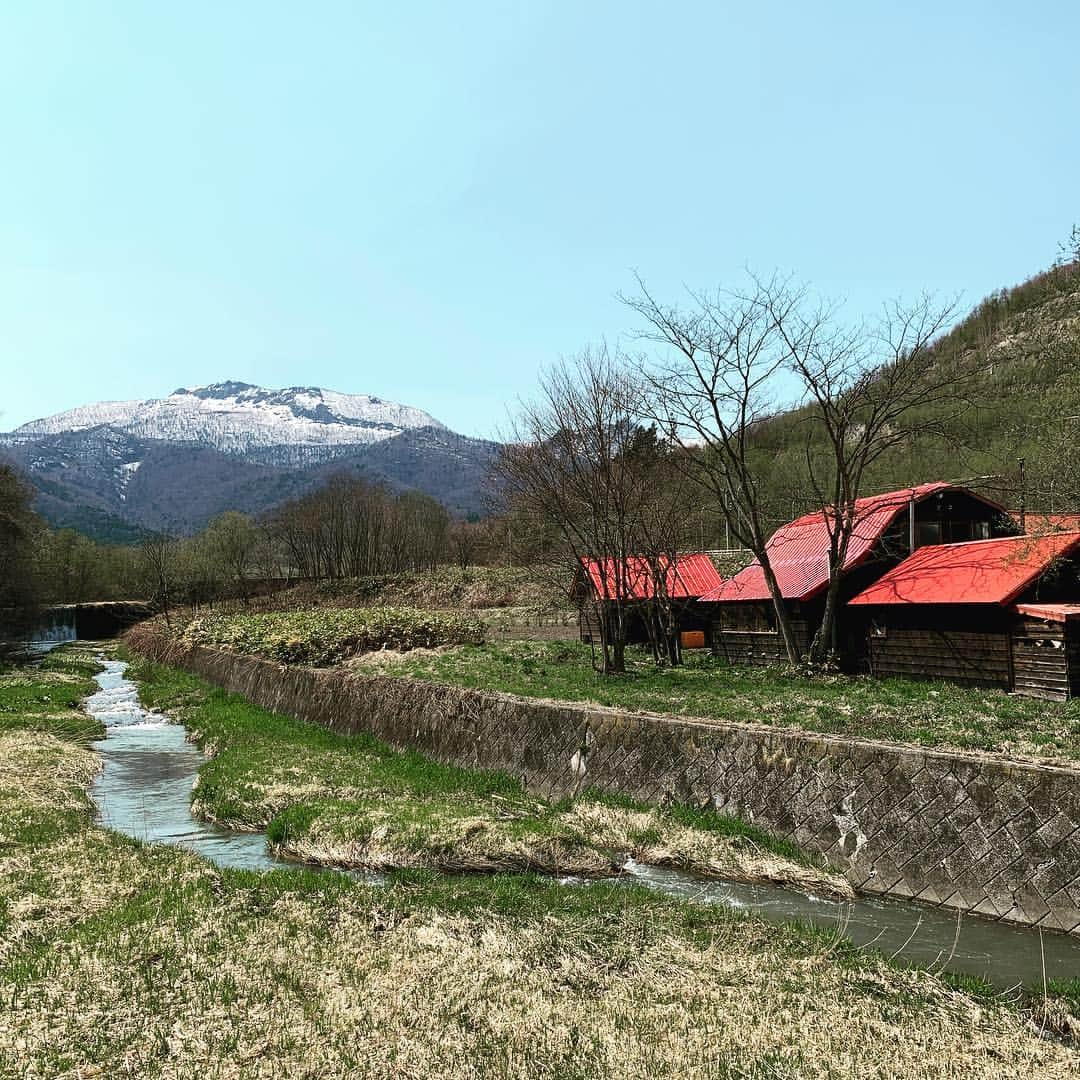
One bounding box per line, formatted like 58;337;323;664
1;645;1077;1077
379;641;1080;763
160;602;1080;762
127;654;847;894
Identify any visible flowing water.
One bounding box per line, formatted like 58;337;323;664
89;658;284;870
83;655;1080;990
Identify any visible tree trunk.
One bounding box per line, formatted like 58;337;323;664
809;530;851;667
759;559;801;665
809;574;843;667
612;638;626;674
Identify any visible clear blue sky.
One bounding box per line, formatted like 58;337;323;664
2;1;1077;437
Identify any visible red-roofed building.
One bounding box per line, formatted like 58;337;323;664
571;552;724;653
849;533;1080;699
1012;511;1080;535
575;553;724;603
702;483;1012;668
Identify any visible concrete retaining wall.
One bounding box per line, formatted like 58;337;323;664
130;631;1080;934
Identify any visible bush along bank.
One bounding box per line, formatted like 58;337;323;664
125;651;850;896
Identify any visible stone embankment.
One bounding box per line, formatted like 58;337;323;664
128;625;1080;934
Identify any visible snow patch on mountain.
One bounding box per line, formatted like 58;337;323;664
117;460;142;502
11;381;446;456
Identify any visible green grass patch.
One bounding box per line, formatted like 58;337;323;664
124;653;838;886
1049;977;1080;1015
385;641;1080;762
0;645;104;745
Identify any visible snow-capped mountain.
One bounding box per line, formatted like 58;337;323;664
11;381;446;457
0;382;497;539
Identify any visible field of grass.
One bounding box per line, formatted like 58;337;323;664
0;646;104;745
127;654;846;893
384;641;1080;763
181;606;486;665
259;565;570;614
1;645;1077;1077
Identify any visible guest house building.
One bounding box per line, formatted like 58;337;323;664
702;482;1013;668
848;531;1080;700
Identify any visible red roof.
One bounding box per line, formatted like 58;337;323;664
1014;603;1080;623
578;553;723;601
1013;512;1080;534
701;482;967;604
848;532;1080;607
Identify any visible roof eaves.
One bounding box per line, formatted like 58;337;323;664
997;532;1080;605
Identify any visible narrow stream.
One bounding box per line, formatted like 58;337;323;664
85;656;1080;990
89;658;283;870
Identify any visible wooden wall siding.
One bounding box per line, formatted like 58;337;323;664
579;602;710;646
712;620;812;666
579;607;600;644
1011;617;1075;701
868;627;1012;688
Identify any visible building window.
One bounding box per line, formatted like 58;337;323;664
917;521;942;547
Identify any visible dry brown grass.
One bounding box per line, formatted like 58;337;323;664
1;650;1078;1077
270;796;854;898
3;878;1077;1079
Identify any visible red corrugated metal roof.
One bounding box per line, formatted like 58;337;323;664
579;553;723;601
1014;602;1080;623
1012;512;1080;534
701;482;962;604
848;532;1080;607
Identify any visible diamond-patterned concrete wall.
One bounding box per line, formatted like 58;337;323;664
140;637;1080;936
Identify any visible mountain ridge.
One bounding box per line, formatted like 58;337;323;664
1;382;496;539
9;380;446;457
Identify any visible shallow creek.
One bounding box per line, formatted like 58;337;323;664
86;656;1080;990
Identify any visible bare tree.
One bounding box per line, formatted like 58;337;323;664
203;511;260;601
139;529;178;623
765;285;963;664
629;272;965;667
449;520;480;571
625;274;805;662
263;477;451;582
1058;223;1080;267
495;346;655;674
621;426;698;666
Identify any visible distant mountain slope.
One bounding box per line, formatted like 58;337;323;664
0;382;497;539
751;259;1080;516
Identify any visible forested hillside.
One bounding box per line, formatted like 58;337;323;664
750;257;1080;522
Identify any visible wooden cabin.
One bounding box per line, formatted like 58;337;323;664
848;532;1080;700
701;483;1013;669
571;553;723;651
